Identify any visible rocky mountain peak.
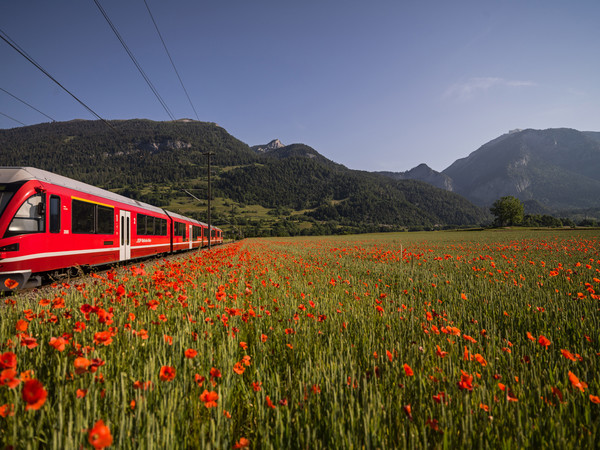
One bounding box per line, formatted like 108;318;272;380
251;139;285;153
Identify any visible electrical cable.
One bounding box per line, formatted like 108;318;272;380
143;0;200;121
0;27;117;131
93;0;175;121
0;86;56;122
0;111;26;126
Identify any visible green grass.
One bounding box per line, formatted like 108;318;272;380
1;229;599;448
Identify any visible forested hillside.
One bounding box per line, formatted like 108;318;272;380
0;119;488;236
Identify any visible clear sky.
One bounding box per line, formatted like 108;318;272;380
1;0;599;172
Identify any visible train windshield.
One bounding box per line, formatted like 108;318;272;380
0;182;26;219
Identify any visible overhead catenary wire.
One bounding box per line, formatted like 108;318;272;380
93;0;175;121
0;87;56;122
143;0;200;121
0;27;117;131
0;111;26;126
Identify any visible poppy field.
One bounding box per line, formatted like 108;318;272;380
1;229;600;448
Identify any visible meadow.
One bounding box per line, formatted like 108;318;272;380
1;229;599;449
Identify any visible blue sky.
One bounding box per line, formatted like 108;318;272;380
1;0;599;172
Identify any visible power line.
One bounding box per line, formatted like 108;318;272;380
143;0;200;121
0;111;26;126
0;27;117;131
93;0;175;121
0;87;56;122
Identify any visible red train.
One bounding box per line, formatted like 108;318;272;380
0;167;222;290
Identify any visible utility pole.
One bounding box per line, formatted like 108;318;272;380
203;151;215;249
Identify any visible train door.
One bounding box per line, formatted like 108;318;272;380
188;224;193;249
119;210;131;260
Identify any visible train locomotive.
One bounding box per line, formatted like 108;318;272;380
0;167;222;290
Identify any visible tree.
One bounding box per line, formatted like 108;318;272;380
490;196;524;227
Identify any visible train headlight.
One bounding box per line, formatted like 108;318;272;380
0;243;19;252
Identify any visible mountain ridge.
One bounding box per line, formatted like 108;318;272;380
380;128;600;213
0;120;488;236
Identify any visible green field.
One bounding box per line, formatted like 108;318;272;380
1;229;599;448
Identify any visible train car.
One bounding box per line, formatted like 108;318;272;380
166;210;204;252
0;167;222;290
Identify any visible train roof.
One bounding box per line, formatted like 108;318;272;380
0;167;165;215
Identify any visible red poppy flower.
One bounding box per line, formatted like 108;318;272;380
184;349;198;359
210;367;221;380
200;390;218;408
0;403;15;417
457;370;473;391
463;334;477;343
194;374;206;387
20;334;38;349
74;357;91;375
49;337;68;352
474;354;487;367
538;335;551;348
265;395;276;409
568;371;588;392
4;278;19;290
526;331;536;341
159;366;176;382
76;389;88;399
552;387;565;403
133;380;152;390
590;395;600;404
22;379;47;410
233;437;250;449
93;331;113;346
233;362;245;375
432;392;447;404
403;363;414;377
436;345;448;358
15;320;28;332
88;419;113;449
426;418;440;431
0;352;17;370
0;369;20;389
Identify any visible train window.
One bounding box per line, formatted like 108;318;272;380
147;216;154;235
157;218;166;236
97;205;114;234
72;199;114;234
137;214;145;235
174;222;186;238
0;181;26;219
72;200;95;233
136;214;166;236
49;195;61;233
193;226;201;240
5;193;45;237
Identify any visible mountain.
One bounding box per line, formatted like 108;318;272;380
0;120;487;236
251;139;285;153
376;163;454;191
379;128;600;214
442;128;600;209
